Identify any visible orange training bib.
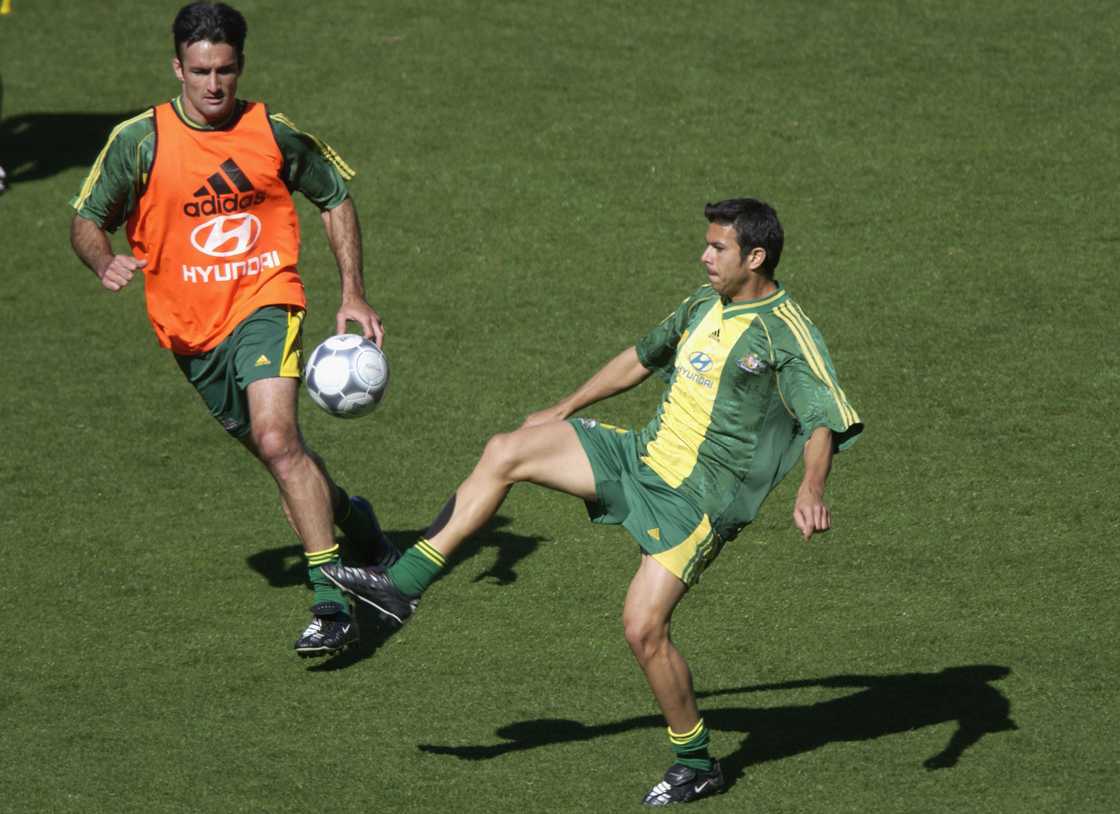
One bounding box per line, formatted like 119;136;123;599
127;101;305;354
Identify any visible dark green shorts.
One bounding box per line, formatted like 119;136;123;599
568;418;724;586
175;306;305;438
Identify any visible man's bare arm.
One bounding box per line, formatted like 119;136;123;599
70;215;146;291
320;198;383;345
522;346;652;427
793;426;835;540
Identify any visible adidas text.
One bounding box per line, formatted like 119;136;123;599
183;190;265;218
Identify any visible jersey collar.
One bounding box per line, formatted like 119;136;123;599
721;282;789;316
171;96;247;131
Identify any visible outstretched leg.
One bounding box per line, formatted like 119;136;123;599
426;420;596;557
323;420;596;622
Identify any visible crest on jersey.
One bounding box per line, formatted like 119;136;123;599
737;353;768;374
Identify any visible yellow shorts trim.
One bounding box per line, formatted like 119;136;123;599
651;515;722;586
280;307;305;378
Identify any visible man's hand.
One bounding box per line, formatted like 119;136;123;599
71;216;145;291
521;404;571;429
793;485;831;541
98;255;147;291
336;298;384;346
793;426;835;541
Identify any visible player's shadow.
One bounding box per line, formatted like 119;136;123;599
0;110;145;186
243;514;546;589
243;514;548;670
445;514;550;586
418;665;1017;785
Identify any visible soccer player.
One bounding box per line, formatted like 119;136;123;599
325;198;863;805
69;2;397;657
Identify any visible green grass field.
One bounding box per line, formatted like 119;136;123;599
2;1;1117;811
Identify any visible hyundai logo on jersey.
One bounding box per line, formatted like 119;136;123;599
689;351;714;372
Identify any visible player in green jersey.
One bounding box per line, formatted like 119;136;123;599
326;197;863;805
69;2;397;657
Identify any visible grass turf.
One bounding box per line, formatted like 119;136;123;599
1;1;1117;811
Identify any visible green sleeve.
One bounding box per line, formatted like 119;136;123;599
269;111;354;210
772;320;863;451
70;110;155;232
635;285;718;380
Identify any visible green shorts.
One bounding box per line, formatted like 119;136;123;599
568;418;724;586
175;306;305;438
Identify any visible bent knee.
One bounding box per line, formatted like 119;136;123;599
623;615;670;661
480;431;530;480
252;426;305;475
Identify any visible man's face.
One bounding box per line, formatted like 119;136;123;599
700;222;764;300
173;40;242;125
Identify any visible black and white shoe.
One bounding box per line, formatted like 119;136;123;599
294;601;359;657
344;496;401;568
642;761;724;806
321;563;418;626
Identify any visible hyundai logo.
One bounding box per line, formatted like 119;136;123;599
190;213;262;257
689;351;714;372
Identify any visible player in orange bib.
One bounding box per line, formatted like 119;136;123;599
69;2;396;657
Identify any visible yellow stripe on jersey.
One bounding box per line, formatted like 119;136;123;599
270;112;356;180
73;108;154;211
642;305;756;488
774;303;859;427
415;538;446;567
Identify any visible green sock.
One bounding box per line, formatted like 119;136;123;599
669;719;713;772
306;544;348;615
387;538;446;596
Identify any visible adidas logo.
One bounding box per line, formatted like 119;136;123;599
255;354;271;367
708;328;721;340
647;528;660;541
183;158;265;217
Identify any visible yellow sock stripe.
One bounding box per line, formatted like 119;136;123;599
73;108;154;210
415;538;446;568
306;544;340;566
270;112;356;180
668;719;705;744
775;303;859;427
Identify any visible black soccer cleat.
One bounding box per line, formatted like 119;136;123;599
344;496;401;568
294;601;359;657
320;563;418;627
642;760;725;807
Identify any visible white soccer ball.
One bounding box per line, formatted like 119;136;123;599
304;333;389;418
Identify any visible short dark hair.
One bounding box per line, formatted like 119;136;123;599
173;2;248;62
704;198;784;277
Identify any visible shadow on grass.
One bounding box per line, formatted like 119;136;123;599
0;110;147;186
243;514;549;670
245;514;548;589
418;665;1018;784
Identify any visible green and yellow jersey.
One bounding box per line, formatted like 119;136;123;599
634;283;862;542
71;97;354;230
